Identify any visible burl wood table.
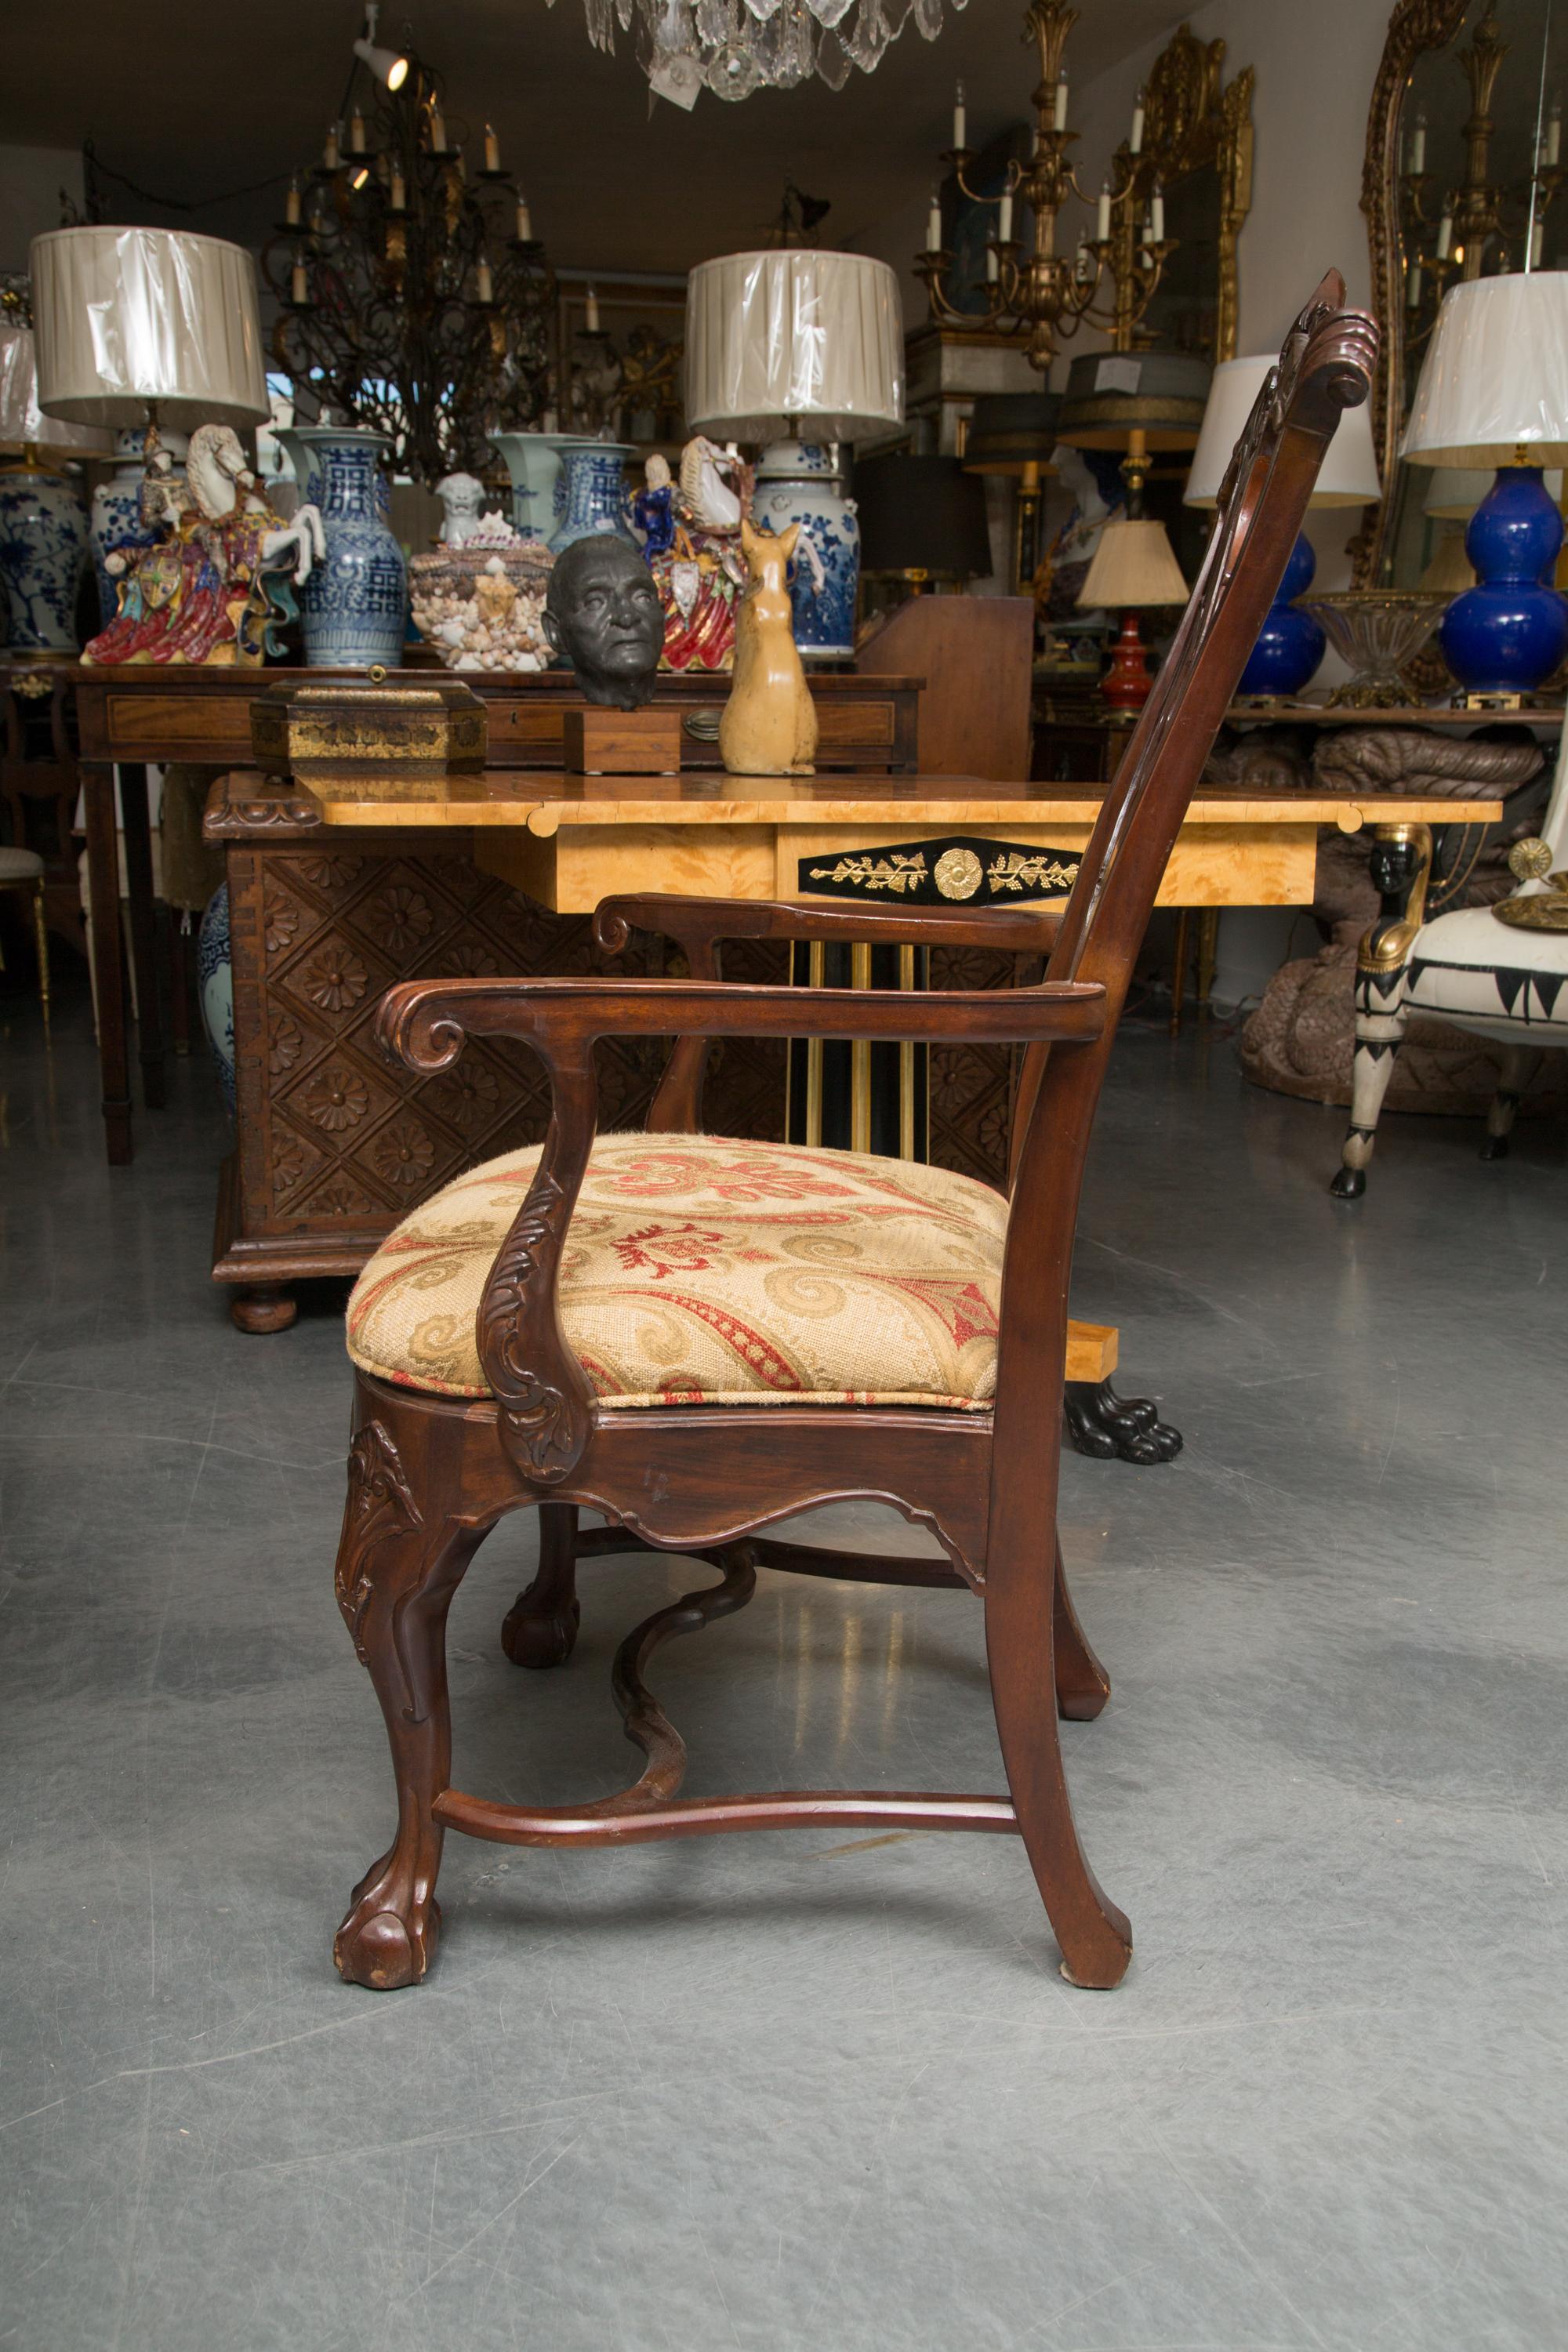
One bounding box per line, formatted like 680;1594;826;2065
71;665;920;1165
204;766;1502;1461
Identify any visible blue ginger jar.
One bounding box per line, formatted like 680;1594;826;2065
0;459;90;654
751;441;859;661
549;439;637;551
292;426;408;668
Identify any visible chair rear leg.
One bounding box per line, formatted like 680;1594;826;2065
1330;987;1410;1199
1054;1537;1111;1722
332;1419;488;1991
986;1541;1132;1988
1479;1046;1543;1160
501;1501;582;1668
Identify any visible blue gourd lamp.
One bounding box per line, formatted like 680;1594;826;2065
1402;270;1568;701
1185;353;1382;698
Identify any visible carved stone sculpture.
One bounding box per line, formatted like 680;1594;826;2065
541;533;665;710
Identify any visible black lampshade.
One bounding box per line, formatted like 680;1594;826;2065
852;454;993;579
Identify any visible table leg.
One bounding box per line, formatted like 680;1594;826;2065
82;760;133;1165
1196;908;1220;1009
119;761;165;1110
1063;1379;1183;1465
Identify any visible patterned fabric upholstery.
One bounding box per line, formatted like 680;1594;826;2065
347;1132;1008;1411
1406;905;1568;1046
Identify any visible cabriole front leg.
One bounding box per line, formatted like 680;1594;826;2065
332;1414;489;1991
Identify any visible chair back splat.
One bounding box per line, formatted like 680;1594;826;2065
330;275;1377;1998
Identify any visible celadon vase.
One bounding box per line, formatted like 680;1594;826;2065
291;426;408;669
491;431;572;543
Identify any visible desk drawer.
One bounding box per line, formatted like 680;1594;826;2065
103;692;256;760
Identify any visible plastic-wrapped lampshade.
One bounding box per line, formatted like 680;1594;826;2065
0;326;113;456
1185;354;1381;506
31;227;269;433
1078;518;1190;609
684;250;903;441
1402;273;1568;466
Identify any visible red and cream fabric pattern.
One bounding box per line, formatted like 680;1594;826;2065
346;1132;1008;1410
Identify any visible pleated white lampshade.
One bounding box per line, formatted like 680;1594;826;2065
684;250;904;442
0;325;113;456
1185;354;1381;507
1403;272;1568;466
1079;518;1190;609
31;227;269;433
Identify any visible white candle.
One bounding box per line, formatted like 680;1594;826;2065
1130;88;1145;155
430;104;447;153
1409;110;1426;175
516;196;533;241
349;108;365;155
1097;180;1112;243
1531;218;1545;267
927;189;942;252
285;178;302;227
1407;261;1423;308
1436;210;1452;260
324;122;340;170
1075;238;1091;282
292;256;309;305
477;256;494;303
485;123;501;172
1054;68;1069;131
390;165;406;209
998;191;1014;244
1150;183;1164;243
986;243;998;284
586;287;601;332
953;80;966;151
1548;100;1563;168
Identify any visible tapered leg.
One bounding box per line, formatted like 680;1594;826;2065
120;763;165;1111
1054;1538;1110;1722
1479;1045;1543;1161
31;882;49;1027
501;1502;582;1668
332;1418;488;1991
986;1535;1132;1989
1330;982;1410;1199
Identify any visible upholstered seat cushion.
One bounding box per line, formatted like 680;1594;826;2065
347;1131;1008;1410
0;847;44;882
1405;902;1568;1045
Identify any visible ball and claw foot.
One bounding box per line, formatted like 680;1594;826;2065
501;1589;581;1669
1063;1379;1182;1465
334;1854;441;1991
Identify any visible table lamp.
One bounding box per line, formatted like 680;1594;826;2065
31;226;269;448
0;323;113;656
1076;514;1190;710
1185;353;1381;696
1401;270;1568;700
963;393;1060;594
852;453;992;592
684;250;903;659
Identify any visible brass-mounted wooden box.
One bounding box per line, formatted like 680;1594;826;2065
250;679;488;800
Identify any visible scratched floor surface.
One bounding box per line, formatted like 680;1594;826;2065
2;974;1566;2351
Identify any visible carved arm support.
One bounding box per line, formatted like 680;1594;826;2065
593;893;1065;1134
376;971;1105;1486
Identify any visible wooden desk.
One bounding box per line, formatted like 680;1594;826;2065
70;666;921;1163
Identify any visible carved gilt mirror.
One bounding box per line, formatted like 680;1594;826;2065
1118;24;1254;364
1359;0;1568;584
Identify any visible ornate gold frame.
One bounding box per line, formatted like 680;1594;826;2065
1128;25;1254;362
1355;0;1472;583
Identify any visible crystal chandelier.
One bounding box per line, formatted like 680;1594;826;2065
916;0;1174;374
261;23;557;488
572;0;963;107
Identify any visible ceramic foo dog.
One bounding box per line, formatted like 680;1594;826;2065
720;519;818;776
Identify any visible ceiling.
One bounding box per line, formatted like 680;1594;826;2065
2;0;1193;274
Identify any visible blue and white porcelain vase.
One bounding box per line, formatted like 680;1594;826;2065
491;431;573;543
549;440;637;552
0;459;89;655
89;428;188;628
751;441;859;662
291;426;408;669
197;884;236;1117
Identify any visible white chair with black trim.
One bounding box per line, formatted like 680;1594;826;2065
1332;725;1568;1196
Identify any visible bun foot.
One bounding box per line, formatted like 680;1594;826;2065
230;1286;296;1334
334;1860;441;1990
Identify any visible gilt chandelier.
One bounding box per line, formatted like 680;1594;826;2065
572;0;963;106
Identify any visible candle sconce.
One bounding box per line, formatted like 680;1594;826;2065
916;11;1253;372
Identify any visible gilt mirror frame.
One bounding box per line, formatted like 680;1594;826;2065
1356;0;1473;583
1125;25;1254;364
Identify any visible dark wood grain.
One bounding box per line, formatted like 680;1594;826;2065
328;278;1378;1994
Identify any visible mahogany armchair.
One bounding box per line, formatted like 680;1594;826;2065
329;277;1377;1995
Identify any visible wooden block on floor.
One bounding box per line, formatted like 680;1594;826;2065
1065;1319;1117;1383
562;706;683;775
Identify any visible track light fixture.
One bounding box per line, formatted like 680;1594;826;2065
354;3;408;91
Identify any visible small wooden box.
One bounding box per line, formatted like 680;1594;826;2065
562;705;682;775
250;678;487;800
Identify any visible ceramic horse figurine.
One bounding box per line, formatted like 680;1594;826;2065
719;518;818;776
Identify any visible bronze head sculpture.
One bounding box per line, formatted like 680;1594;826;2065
542;534;665;710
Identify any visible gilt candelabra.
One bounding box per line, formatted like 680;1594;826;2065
915;0;1177;375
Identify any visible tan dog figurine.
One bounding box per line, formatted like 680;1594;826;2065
719;519;818;776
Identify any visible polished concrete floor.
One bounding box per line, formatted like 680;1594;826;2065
3;973;1566;2352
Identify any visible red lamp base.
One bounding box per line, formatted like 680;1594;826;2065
1100;611;1152;710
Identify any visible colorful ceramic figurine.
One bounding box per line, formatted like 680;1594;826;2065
633;454;677;556
84;425;324;667
639;435;752;674
719;519;818;777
